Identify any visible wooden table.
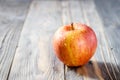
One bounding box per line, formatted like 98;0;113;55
0;0;120;80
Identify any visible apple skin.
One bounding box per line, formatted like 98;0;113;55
53;23;97;67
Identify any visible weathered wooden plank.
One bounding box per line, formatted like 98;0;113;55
0;1;31;80
8;1;64;80
80;0;115;79
65;0;120;80
94;0;120;61
62;1;87;80
61;1;85;80
64;1;100;80
94;0;120;79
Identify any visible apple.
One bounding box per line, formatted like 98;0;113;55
52;23;97;67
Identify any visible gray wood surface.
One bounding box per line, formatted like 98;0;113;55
0;0;31;80
8;1;64;80
0;0;120;80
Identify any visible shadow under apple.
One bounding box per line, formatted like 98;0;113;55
66;60;120;80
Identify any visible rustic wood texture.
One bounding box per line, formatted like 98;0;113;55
0;0;120;80
65;0;120;80
0;0;31;80
8;1;64;80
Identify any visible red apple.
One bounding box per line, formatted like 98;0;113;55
52;23;97;67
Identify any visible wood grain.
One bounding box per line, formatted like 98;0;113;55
8;1;64;80
0;0;119;80
94;0;120;79
0;1;31;80
65;0;120;80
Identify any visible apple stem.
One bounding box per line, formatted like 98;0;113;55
71;23;74;30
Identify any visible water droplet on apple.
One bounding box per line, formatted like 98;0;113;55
64;43;67;46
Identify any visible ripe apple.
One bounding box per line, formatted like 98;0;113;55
52;23;97;67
